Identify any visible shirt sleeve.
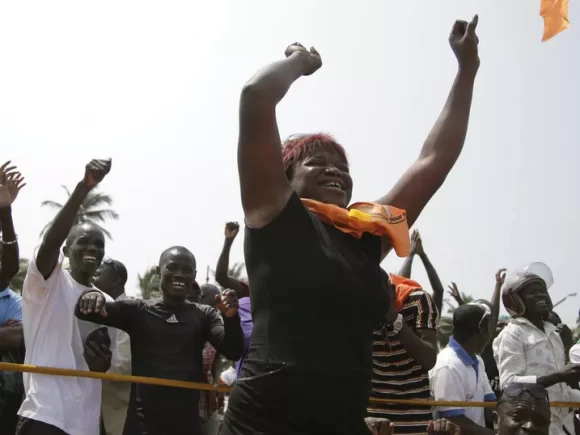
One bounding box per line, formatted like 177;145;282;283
431;366;466;418
480;363;497;402
75;293;142;334
204;307;244;361
493;328;537;388
22;254;64;304
569;343;580;364
415;291;438;330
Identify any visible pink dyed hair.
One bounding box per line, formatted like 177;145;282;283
281;133;348;179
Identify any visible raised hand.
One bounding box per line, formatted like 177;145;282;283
284;42;322;76
427;419;461;435
449;15;480;73
83;158;112;189
495;268;507;286
225;222;240;240
447;282;464;305
0;161;26;207
79;291;108;316
215;289;239;318
411;229;424;256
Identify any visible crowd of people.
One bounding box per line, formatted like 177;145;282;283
0;13;577;435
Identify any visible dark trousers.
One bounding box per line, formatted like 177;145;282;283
15;417;68;435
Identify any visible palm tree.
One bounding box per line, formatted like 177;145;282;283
9;258;30;294
437;292;474;348
138;266;161;300
40;186;119;240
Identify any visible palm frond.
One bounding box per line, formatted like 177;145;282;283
82;209;120;221
83;192;114;209
40;200;64;209
60;185;72;197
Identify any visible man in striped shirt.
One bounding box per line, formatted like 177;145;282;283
367;231;439;435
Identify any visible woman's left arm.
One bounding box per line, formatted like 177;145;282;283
377;16;480;230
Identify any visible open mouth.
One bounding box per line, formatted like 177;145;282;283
172;281;186;290
83;255;97;263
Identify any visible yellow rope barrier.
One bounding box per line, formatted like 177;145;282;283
2;362;579;409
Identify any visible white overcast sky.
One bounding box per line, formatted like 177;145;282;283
1;0;579;324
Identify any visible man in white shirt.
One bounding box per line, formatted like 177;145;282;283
430;303;496;435
93;258;131;435
494;263;580;435
16;159;117;435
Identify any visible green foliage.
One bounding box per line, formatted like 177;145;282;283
40;186;119;240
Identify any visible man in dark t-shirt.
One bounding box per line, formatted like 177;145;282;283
75;246;244;434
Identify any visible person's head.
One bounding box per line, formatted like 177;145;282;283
494;383;550;435
282;133;353;208
452;302;493;353
200;284;221;307
186;281;201;303
93;258;127;299
503;276;552;321
157;246;197;304
63;223;106;281
502;262;554;320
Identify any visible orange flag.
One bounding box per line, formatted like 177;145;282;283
541;0;570;41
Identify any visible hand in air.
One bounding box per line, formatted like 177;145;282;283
225;222;240;240
216;289;239;318
365;417;394;435
495;268;507;286
447;282;464;305
427;419;462;435
285;42;322;76
449;15;480;73
0;161;26;208
410;229;424;256
83;158;112;188
79;291;108;316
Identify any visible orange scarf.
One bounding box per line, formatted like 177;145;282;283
389;273;422;312
301;199;410;257
541;0;569;41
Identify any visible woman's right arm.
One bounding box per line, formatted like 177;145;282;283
238;44;321;229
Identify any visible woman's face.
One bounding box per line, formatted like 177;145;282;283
290;148;353;207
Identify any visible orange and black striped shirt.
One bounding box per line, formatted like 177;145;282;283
368;290;438;435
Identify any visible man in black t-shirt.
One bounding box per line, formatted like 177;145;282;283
75;246;244;435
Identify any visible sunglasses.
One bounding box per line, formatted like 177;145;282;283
499;383;549;401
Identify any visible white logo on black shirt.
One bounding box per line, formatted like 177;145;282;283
166;314;178;323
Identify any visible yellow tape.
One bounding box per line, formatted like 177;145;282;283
1;362;579;409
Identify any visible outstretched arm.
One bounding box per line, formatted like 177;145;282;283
377;17;480;252
239;44;321;229
36;159;112;279
215;222;249;298
0;162;25;287
75;290;139;333
413;231;445;314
